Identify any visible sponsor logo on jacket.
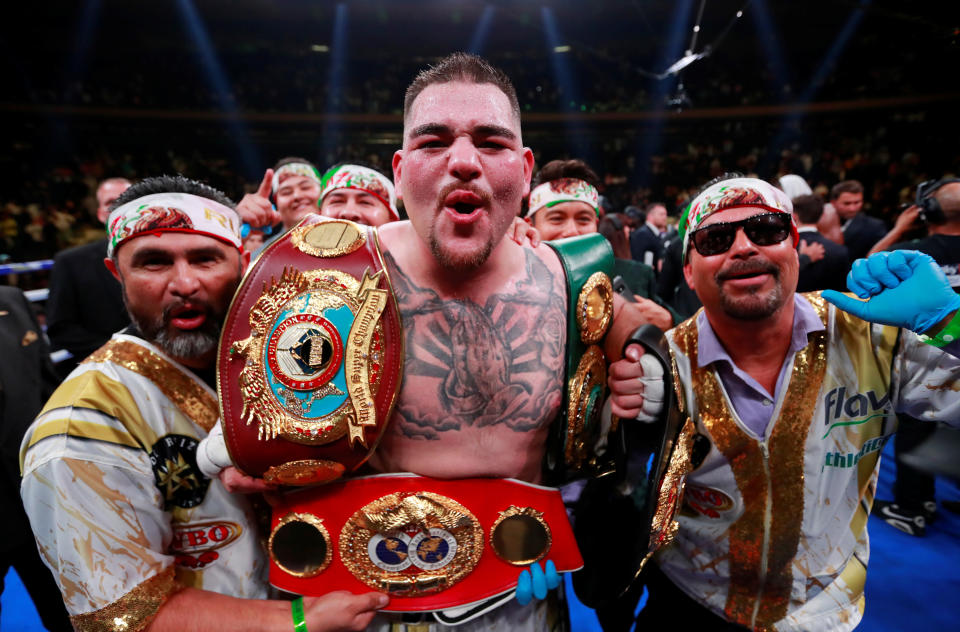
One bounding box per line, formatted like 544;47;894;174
170;521;243;569
684;485;735;518
821;386;890;438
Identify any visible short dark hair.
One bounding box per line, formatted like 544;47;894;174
273;156;318;172
792;194;824;224
404;52;521;124
830;180;863;200
531;159;600;189
109;174;237;214
623;205;645;227
646;202;667;214
599;214;631;259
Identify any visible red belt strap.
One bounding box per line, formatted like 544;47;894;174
268;474;583;612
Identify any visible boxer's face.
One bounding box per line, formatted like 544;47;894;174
393;81;533;272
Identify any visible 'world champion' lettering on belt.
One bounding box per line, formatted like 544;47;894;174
821;386;891;439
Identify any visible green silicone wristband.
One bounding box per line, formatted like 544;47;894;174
292;596;308;632
919;309;960;348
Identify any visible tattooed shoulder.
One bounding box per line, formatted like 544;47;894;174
383;249;567;440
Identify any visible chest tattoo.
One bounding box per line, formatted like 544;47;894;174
384;250;566;440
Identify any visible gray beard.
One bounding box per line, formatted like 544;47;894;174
152;326;220;360
127;303;222;362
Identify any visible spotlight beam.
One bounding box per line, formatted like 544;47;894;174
64;0;103;97
766;0;871;176
321;3;349;163
468;5;496;56
800;0;871;103
540;6;592;163
750;0;792;103
173;0;261;179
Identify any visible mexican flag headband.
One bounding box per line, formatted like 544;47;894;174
319;164;399;220
679;177;794;263
526;178;599;218
107;192;241;257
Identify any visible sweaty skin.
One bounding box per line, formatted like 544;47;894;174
367;242;567;483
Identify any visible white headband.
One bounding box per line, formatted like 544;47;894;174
107;192;241;257
271;162;322;197
680;177;793;263
320;164;399;220
526;178;599;219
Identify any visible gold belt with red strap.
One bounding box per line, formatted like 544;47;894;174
268;474;582;612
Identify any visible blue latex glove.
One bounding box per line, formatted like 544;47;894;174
822;250;960;333
515;560;561;606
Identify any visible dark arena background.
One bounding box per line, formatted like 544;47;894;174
2;1;959;630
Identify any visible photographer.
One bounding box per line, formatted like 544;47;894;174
869;178;960;534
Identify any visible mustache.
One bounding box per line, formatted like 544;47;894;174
716;260;779;282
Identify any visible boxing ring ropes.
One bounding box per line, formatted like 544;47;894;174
2;258;72;363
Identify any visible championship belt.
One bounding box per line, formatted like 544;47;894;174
542;233;616;483
267;474;583;612
572;324;704;609
217;215;403;485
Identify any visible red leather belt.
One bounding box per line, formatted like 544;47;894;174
268;474;583;612
218;215;403;485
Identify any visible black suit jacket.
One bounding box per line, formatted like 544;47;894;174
0;287;59;541
841;213;887;262
656;237;702;322
46;238;130;363
629;225;665;269
796;230;850;293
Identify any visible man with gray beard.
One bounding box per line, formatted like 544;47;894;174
19;176;385;632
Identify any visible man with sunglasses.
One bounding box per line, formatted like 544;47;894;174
608;175;960;631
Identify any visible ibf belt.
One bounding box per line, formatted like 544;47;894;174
268;474;583;612
218;215;403;485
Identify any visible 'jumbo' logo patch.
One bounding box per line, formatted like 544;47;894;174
170;521;243;570
684;485;735;519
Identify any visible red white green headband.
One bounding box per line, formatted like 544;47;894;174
679;177;793;262
319;164;399;220
526;178;599;219
107;192;241;257
271;162;322;196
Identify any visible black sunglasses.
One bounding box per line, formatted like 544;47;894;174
690;212;793;257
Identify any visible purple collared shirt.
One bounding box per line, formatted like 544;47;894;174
696;294;826;439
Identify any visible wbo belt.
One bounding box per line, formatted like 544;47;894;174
268;474;583;612
218;215;403;485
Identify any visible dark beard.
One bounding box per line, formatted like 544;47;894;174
428;181;497;272
128;300;223;361
716;260;784;320
428;231;494;273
